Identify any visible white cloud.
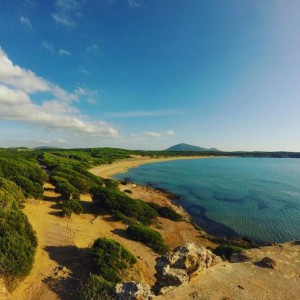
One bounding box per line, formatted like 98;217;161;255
166;130;175;136
0;47;118;139
130;130;175;139
58;49;72;56
42;41;55;53
52;0;86;28
143;131;162;138
20;16;33;29
0;48;49;93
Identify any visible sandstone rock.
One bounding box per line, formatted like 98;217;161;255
229;252;250;263
154;243;222;294
115;281;154;300
259;257;278;269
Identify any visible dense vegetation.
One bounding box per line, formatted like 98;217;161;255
90;186;158;225
0;150;45;280
0;178;37;278
126;224;169;254
0;145;298;289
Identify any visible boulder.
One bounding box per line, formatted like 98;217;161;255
259;257;278;269
154;243;222;294
115;281;154;300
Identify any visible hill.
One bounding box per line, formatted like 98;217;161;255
166;143;220;152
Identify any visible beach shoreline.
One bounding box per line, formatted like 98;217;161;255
89;155;213;179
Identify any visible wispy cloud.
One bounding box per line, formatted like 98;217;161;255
0;47;118;138
20;16;33;29
41;41;55;53
128;0;143;8
58;49;72;56
107;110;179;118
42;42;72;58
131;130;175;139
86;44;99;52
52;0;87;28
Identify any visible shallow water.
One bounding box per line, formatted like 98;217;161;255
114;158;300;243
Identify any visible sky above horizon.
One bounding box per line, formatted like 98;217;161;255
0;0;299;151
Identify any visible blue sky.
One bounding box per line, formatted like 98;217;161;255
0;0;299;151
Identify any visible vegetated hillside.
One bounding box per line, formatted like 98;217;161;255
166;143;220;152
0;149;46;285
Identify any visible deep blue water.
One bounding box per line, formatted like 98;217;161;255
114;158;300;243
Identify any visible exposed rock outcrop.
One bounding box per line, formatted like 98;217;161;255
115;281;154;300
154;243;222;294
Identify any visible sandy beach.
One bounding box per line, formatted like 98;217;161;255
89;155;211;179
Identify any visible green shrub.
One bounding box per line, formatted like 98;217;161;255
10;175;44;199
90;238;137;283
126;224;168;254
61;199;83;216
212;245;244;260
90;187;158;225
114;211;137;225
0;179;25;212
148;202;182;221
104;179;119;189
51;176;79;200
0;208;37;277
76;275;116;300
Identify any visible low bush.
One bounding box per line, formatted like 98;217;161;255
76;275;116;300
148;202;182;221
212;244;245;260
90;238;137;283
0;207;37;277
114;211;137;225
126;224;168;254
104;179;119;189
90;187;158;225
51;176;79;200
61;199;83;217
10;175;44;199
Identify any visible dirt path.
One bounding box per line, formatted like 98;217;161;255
11;184;74;300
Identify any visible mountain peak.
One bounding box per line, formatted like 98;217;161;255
165;143;220;152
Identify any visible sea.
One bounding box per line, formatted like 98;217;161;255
114;157;300;243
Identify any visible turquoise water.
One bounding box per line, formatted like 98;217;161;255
114;158;300;243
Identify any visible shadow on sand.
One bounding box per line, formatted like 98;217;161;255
43;245;91;300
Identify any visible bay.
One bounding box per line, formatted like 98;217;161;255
114;158;300;243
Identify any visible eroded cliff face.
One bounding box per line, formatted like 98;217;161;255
157;242;300;300
115;243;222;299
115;242;300;300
